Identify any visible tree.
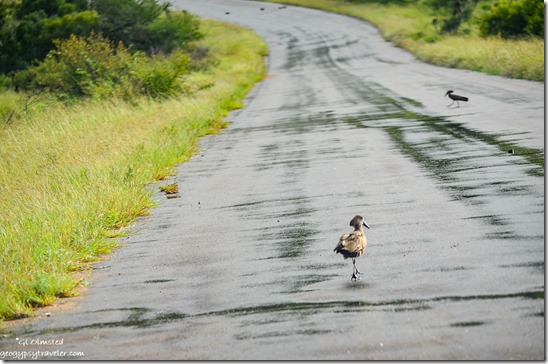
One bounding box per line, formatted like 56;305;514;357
427;0;478;34
91;0;169;53
0;0;99;74
478;0;544;38
0;0;203;76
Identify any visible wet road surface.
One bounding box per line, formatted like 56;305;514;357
0;0;544;360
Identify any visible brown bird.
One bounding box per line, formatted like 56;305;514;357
334;215;370;281
445;90;469;107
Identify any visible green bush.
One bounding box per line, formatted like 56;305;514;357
0;0;203;75
16;0;88;18
478;0;544;38
16;32;191;100
92;0;202;55
44;10;101;40
425;0;478;34
146;11;203;54
23;33;134;98
0;0;99;74
137;51;191;97
91;0;168;53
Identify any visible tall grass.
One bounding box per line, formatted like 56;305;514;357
263;0;543;81
408;36;544;81
0;19;267;320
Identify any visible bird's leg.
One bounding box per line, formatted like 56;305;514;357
353;258;363;275
447;100;454;107
456;100;460;107
351;258;361;281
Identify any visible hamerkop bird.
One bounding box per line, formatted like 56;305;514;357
334;215;370;281
445;90;468;107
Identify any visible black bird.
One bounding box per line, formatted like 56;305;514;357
334;215;370;281
445;90;468;107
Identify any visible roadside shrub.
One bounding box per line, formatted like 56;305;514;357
426;0;478;34
136;51;191;97
16;0;88;18
0;1;100;74
91;0;168;53
146;11;203;54
16;32;191;100
20;33;133;98
44;10;101;41
478;0;544;38
90;0;202;55
0;0;203;75
92;0;202;55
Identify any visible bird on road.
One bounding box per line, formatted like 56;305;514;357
445;90;468;107
334;215;370;281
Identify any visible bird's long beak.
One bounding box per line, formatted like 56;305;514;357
444;91;450;96
363;220;370;229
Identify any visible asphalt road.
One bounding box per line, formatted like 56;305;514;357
0;0;544;360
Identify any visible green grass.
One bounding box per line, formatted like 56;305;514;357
0;19;268;320
409;36;543;81
263;0;543;81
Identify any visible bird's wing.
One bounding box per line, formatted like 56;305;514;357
334;233;350;251
335;232;361;252
453;94;468;101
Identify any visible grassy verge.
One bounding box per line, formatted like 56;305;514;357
0;19;267;320
263;0;543;81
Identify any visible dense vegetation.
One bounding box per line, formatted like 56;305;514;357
265;0;544;81
0;1;267;320
476;0;543;38
424;0;543;38
0;0;203;99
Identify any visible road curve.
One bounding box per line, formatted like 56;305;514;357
1;0;543;360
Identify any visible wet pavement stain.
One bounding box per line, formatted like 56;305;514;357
4;289;542;337
450;321;486;327
143;279;175;284
235;328;334;341
499;261;544;273
417;115;544;176
279;274;333;294
260;221;319;259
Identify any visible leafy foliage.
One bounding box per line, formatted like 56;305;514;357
146;11;203;54
91;0;168;53
0;0;99;74
0;0;202;75
478;0;544;38
16;33;191;100
425;0;543;38
426;0;478;34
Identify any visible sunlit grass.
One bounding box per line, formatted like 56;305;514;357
263;0;543;81
0;19;267;320
408;36;544;80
